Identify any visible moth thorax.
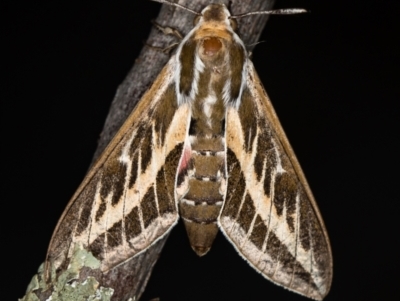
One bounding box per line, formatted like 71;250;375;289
198;37;227;71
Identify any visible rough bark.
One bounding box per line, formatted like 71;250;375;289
21;1;275;300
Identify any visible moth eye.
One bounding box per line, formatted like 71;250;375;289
193;15;201;25
229;18;237;31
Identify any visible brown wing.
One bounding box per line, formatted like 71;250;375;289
219;61;332;300
47;59;190;275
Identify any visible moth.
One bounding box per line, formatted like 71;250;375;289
46;1;332;300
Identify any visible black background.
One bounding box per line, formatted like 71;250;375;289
5;0;399;300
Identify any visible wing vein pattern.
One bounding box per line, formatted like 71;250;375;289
219;62;332;300
47;59;190;272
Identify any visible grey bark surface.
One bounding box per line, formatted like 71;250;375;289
22;1;275;300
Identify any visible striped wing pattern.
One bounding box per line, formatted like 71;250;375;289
219;62;332;300
47;59;190;273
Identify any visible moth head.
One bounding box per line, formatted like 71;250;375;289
193;4;237;31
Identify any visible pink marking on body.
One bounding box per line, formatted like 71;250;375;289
178;145;192;173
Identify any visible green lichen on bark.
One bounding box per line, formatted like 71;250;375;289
20;245;114;301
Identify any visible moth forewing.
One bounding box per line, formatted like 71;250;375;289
46;59;187;274
45;2;332;300
220;62;332;300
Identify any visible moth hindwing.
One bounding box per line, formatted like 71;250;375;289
46;2;332;300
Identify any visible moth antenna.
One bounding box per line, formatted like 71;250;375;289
230;8;308;19
150;0;201;16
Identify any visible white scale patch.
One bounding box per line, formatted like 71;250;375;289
181;199;195;206
222;79;232;104
272;139;286;174
202;94;217;127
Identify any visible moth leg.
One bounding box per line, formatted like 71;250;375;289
145;42;180;54
144;20;183;54
151;20;183;40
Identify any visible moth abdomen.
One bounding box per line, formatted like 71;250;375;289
177;143;226;256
